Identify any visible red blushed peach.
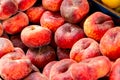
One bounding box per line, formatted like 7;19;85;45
0;38;14;58
23;72;48;80
0;49;32;80
84;12;114;41
21;25;52;48
26;6;45;24
60;0;89;23
100;27;120;61
0;23;3;36
109;58;120;80
70;38;101;62
55;23;85;49
10;34;28;52
42;61;57;78
3;11;29;35
81;56;111;79
69;63;97;80
16;0;37;11
0;0;18;20
26;45;57;69
40;11;65;32
49;59;76;80
57;47;70;60
42;0;63;11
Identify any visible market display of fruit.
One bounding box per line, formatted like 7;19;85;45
0;0;120;80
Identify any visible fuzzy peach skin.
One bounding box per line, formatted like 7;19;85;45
69;62;97;80
84;12;114;41
55;23;85;49
0;23;3;36
23;72;48;80
0;38;14;58
21;25;52;48
15;0;37;11
0;0;18;20
42;61;57;78
42;0;63;11
81;56;111;79
100;27;120;61
70;38;101;62
49;59;76;80
3;11;29;35
40;11;65;32
60;0;89;23
0;49;33;80
109;58;120;80
26;6;45;24
26;45;57;69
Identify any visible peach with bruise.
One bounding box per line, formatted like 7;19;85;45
0;49;32;80
26;45;57;69
100;27;120;61
42;0;63;11
23;72;48;80
49;59;76;80
84;12;114;41
26;6;45;24
0;38;14;58
40;11;65;32
81;56;111;79
57;47;70;60
60;0;89;23
0;0;18;20
42;61;57;78
21;25;52;48
55;23;85;49
70;38;101;62
109;58;120;80
3;12;29;35
16;0;37;11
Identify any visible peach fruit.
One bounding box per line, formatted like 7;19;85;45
0;48;32;80
3;11;29;35
69;62;97;80
42;0;63;11
42;61;57;78
84;12;114;41
49;59;76;80
16;0;37;11
60;0;89;23
21;25;52;48
0;37;14;58
40;11;65;32
70;38;101;62
0;0;18;20
26;6;45;24
81;56;111;79
26;45;57;69
109;58;120;80
100;27;120;61
55;23;85;49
